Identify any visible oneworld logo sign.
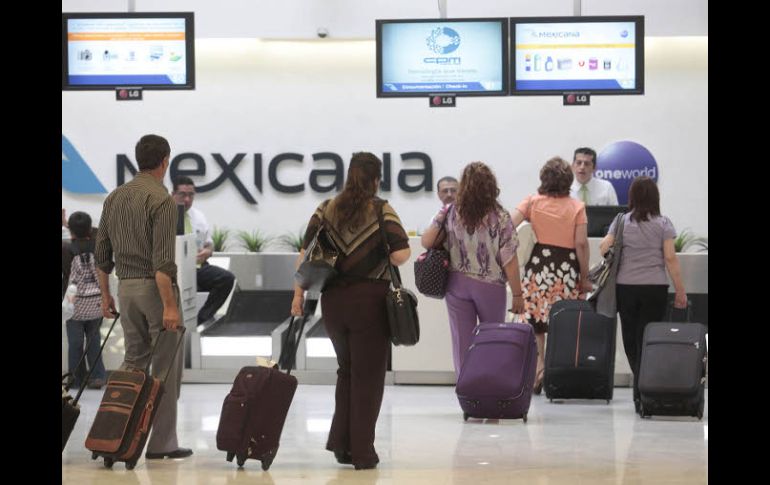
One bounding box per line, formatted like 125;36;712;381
62;135;107;194
595;141;658;205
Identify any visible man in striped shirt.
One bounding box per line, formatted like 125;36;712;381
95;134;192;460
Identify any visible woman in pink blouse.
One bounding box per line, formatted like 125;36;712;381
422;162;526;378
511;157;592;394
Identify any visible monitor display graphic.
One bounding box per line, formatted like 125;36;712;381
377;18;508;97
510;16;643;95
62;12;195;90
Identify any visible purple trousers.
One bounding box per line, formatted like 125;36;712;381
445;272;507;377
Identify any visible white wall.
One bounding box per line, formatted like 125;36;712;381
62;1;708;244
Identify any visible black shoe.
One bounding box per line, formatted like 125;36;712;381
145;447;193;459
333;450;352;465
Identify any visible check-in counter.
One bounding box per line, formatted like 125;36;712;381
392;228;708;385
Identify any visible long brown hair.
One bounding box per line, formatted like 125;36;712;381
333;152;382;231
455;162;502;234
628;176;661;222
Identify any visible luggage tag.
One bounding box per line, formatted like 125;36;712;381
255;356;279;369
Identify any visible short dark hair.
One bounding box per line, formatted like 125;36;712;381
68;211;92;239
538;157;573;197
628;176;661;222
436;176;458;191
135;134;170;171
173;175;195;192
573;147;597;167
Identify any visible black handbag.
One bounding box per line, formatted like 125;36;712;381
376;202;420;346
294;201;339;292
413;213;450;299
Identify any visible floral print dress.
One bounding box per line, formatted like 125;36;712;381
521;243;581;333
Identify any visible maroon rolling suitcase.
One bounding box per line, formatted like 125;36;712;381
216;314;307;469
455;321;537;422
85;328;185;470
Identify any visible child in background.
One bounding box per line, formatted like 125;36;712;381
65;211;107;389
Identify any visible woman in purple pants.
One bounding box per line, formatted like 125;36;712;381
421;162;525;378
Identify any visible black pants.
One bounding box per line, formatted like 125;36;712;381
321;280;390;466
616;284;668;400
196;262;235;324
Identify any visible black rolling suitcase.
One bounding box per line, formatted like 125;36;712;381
544;299;616;402
216;313;308;470
62;314;120;452
85;327;185;469
638;304;707;419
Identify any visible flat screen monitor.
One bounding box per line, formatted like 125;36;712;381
376;18;508;97
586;205;628;237
62;12;195;90
510;16;643;95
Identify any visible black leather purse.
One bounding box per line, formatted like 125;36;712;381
294;201;339;292
413;212;449;299
376;202;420;346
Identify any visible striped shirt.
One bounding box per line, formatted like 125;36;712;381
95;172;177;279
302;197;409;286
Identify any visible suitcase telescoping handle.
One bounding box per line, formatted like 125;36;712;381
65;312;121;406
146;326;187;385
279;311;310;376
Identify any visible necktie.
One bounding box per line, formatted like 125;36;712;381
579;184;589;204
184;211;192;235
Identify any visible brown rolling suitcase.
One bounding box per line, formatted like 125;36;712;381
85;327;185;469
216;314;307;470
62;314;120;452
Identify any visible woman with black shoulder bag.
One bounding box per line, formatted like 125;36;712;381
290;152;410;470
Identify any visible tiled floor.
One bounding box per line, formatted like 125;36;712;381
62;384;708;484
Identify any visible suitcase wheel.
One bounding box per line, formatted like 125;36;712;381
91;452;98;460
103;457;114;469
226;452;235;462
606;400;610;405
126;460;136;470
523;413;528;423
463;413;469;422
261;447;277;471
236;456;246;468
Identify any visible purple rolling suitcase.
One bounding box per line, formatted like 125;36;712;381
455;322;537;422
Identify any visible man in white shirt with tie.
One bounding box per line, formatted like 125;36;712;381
569;147;619;205
172;176;236;327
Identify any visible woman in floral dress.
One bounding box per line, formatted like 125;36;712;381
511;157;592;393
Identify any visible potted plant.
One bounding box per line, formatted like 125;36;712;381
235;229;274;253
211;226;230;252
278;227;305;252
674;229;708;253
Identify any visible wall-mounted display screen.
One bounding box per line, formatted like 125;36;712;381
376;18;508;97
510;16;644;95
62;12;195;90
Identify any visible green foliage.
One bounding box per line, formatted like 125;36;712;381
278;227;305;252
236;229;274;252
674;228;708;252
211;226;230;252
